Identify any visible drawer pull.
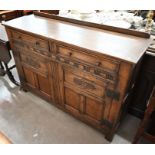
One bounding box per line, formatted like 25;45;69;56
95;61;101;66
2;15;6;19
18;36;22;39
35;41;40;45
69;52;72;56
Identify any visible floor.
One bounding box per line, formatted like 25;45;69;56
0;56;141;144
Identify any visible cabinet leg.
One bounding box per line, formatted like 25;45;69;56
105;124;118;142
105;132;114;142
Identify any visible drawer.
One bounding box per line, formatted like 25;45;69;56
0;11;17;21
13;41;51;57
19;52;49;77
52;54;118;83
56;45;120;73
64;70;106;98
11;31;50;52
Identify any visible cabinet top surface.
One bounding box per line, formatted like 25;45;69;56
3;14;152;63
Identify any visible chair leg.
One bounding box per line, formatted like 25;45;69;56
0;61;4;69
0;61;5;76
132;124;145;143
4;63;20;86
133;116;150;144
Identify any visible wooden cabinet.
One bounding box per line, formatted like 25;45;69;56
3;13;151;141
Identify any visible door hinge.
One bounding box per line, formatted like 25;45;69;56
106;89;120;101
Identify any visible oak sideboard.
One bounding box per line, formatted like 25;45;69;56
3;12;152;141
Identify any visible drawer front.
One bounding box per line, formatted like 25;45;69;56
52;54;118;83
13;41;51;57
57;45;120;73
0;11;17;21
19;52;49;77
11;31;50;53
64;70;106;99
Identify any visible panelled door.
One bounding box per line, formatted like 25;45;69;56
58;65;116;127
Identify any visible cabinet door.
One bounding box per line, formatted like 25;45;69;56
64;86;105;125
17;49;54;101
64;87;82;113
22;66;52;97
83;97;105;124
59;66;107;125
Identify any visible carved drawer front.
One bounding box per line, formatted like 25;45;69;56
57;45;120;73
14;43;51;57
19;52;49;77
0;11;17;21
11;31;50;56
52;54;118;83
64;70;107;99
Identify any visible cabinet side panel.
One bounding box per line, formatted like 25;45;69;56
108;62;133;124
